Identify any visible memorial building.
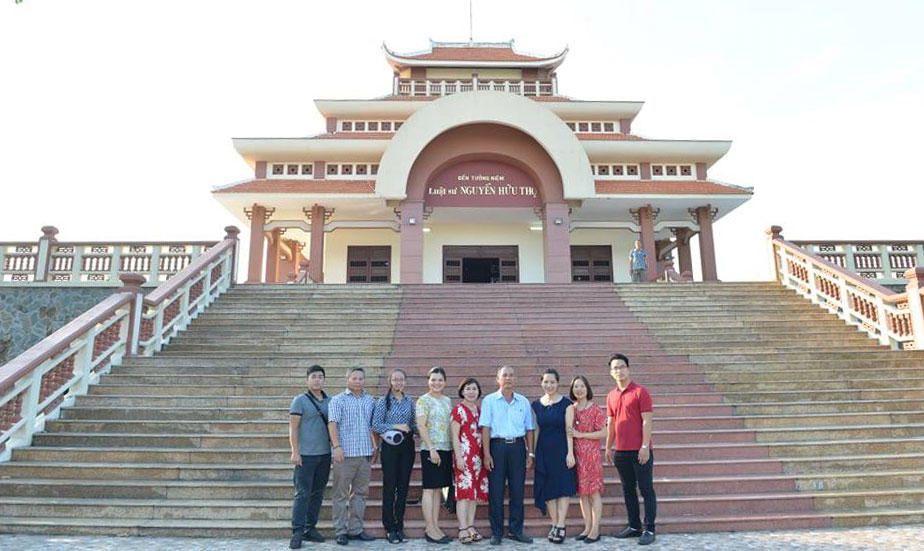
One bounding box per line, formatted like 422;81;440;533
214;40;752;284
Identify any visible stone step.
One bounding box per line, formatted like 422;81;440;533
20;436;924;461
2;505;922;538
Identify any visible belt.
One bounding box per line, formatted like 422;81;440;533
491;437;524;444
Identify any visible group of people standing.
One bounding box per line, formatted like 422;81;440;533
288;355;657;549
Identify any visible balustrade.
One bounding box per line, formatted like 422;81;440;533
793;240;924;290
770;227;924;350
0;229;216;286
0;227;239;461
397;77;554;98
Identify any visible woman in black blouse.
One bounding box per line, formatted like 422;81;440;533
372;368;417;544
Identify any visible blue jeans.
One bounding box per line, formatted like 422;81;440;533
292;454;331;535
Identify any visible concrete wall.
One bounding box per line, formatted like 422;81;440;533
0;287;122;364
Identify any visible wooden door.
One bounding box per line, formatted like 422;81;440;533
443;245;518;283
571;245;613;282
347;246;391;283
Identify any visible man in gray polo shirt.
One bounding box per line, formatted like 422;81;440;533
289;364;332;549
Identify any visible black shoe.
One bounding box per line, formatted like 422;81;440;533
614;527;643;539
303;528;325;543
507;533;533;544
425;533;451;544
584;535;601;544
490;535;503;545
396;530;407;542
289;534;303;549
387;531;400;544
348;532;375;542
336;534;349;545
575;534;587;541
638;531;655;546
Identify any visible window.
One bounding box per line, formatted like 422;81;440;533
368;121;379;131
341;121;352;131
287;164;299;175
301;164;313;175
355;121;366;131
327;164;339;175
272;164;284;175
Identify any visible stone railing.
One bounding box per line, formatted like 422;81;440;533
660;260;693;283
397;78;555;97
790;239;923;292
768;226;924;350
0;227;239;461
0;226;217;286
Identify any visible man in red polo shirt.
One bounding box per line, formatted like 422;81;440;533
605;353;656;546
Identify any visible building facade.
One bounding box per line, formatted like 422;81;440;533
214;40;752;284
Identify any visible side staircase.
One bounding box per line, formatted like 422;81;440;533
0;282;922;536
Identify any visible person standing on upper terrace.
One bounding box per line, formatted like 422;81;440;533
605;353;656;546
328;367;378;546
629;240;650;283
288;364;331;550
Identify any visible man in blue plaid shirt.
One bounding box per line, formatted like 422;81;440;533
327;367;378;545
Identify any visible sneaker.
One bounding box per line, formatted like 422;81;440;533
289;534;303;549
396;529;407;542
387;531;400;544
336;534;349;545
303;528;325;543
348;531;375;542
490;534;503;545
638;531;656;546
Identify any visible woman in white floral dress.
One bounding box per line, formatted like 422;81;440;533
450;377;488;544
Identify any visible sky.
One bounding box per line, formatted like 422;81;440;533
1;0;922;282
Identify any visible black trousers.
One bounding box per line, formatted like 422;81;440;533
613;450;657;532
380;437;415;532
291;453;332;535
488;439;526;537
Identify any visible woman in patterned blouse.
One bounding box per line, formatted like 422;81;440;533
416;366;453;544
450;377;487;544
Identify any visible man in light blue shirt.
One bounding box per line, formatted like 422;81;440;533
630;239;649;283
479;366;535;545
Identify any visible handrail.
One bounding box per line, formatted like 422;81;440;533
0;226;239;461
767;225;924;349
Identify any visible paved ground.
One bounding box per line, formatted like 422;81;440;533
2;525;923;551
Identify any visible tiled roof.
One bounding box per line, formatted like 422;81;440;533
576;133;645;141
403;47;550;62
378;95;575;102
214;179;376;194
594;180;751;195
310;132;395;140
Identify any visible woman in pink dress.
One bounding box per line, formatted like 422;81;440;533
566;375;607;543
450;377;488;544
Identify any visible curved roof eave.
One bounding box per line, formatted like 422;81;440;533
382;42;568;70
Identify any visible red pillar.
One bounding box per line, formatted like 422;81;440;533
246;204;267;283
309;205;326;283
696;206;718;281
542;202;572;283
674;228;694;276
399;200;425;284
638;206;657;281
265;229;282;283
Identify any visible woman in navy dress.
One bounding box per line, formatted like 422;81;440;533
532;368;577;544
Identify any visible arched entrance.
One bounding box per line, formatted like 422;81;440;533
399;123;572;283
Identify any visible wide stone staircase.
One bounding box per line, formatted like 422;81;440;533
0;282;922;537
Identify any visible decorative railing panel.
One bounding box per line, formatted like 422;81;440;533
770;227;924;350
397;78;554;97
0;227;216;287
0;227;239;462
793;240;924;290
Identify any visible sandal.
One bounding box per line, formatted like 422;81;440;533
547;526;557;542
553;526;566;544
467;526;483;542
458;529;474;545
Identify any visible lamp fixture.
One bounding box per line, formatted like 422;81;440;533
553;218;564;226
407;217;417;226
